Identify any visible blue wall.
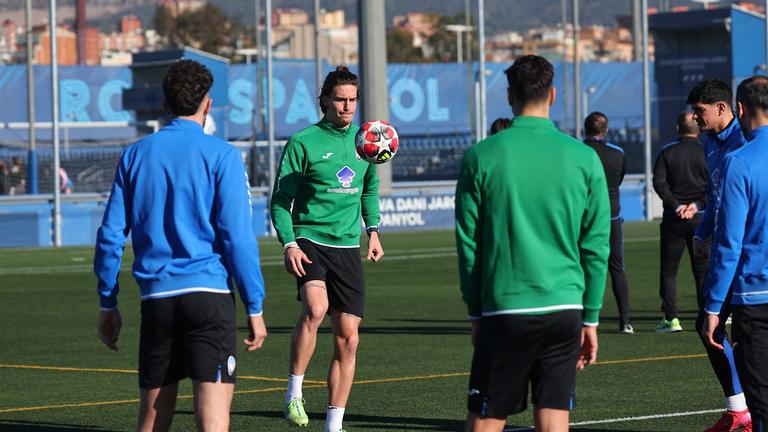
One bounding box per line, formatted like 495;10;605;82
0;61;649;142
0;186;646;248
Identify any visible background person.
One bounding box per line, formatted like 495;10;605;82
652;111;708;334
583;111;633;334
94;59;267;432
705;75;768;432
270;65;383;432
456;55;610;432
687;79;751;432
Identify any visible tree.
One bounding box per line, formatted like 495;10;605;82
386;28;423;63
152;3;233;53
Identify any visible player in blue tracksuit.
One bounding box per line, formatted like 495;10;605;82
687;80;751;432
705;75;768;430
94;59;267;430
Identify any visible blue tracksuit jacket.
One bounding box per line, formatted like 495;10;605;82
705;125;768;314
94;119;266;316
694;118;747;241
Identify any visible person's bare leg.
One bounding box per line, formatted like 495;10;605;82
464;411;506;432
290;281;329;375
533;407;569;432
327;310;361;408
137;382;178;432
193;380;234;432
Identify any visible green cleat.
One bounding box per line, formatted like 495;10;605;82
284;398;309;427
655;318;683;333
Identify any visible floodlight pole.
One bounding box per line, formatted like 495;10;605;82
573;0;581;139
26;0;37;194
314;0;322;117
266;0;277;236
642;0;653;221
477;0;487;141
50;0;62;246
358;0;391;193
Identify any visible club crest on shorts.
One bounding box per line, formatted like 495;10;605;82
227;355;236;376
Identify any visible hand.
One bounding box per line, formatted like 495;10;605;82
367;232;384;262
576;326;598;370
98;308;122;351
243;315;268;352
684;203;699;219
693;236;709;259
470;320;479;348
675;204;688;220
705;314;724;350
284;247;312;278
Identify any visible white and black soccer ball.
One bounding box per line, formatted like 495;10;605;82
355;120;399;164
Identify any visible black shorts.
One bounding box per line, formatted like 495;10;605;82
468;310;582;417
296;238;365;318
139;292;237;389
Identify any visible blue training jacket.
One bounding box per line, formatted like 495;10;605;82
694;118;747;241
705;125;768;314
94;119;266;316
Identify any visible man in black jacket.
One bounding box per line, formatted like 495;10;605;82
652;111;708;333
583;112;633;334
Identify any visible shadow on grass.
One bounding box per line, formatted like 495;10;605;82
0;420;118;431
241;326;471;336
225;410;660;432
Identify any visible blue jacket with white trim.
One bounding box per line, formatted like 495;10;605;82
694;118;747;241
94;119;266;316
704;125;768;314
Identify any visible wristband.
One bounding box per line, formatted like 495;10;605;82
366;226;379;234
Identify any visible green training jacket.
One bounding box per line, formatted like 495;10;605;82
455;116;610;325
271;118;380;248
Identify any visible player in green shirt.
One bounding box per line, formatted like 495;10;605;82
456;55;610;432
270;66;382;432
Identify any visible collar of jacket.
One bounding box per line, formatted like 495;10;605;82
710;116;739;145
511;115;556;130
168;118;204;132
317;117;353;137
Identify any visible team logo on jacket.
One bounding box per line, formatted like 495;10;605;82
336;166;356;187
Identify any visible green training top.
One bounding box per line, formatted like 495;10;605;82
271;118;380;248
455;116;610;325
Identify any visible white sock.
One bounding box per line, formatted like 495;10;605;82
285;374;304;403
727;393;748;412
325;406;345;432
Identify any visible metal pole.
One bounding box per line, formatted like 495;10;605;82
26;0;37;194
632;0;642;62
314;0;322;117
465;0;475;140
255;0;264;136
561;0;569;132
765;0;768;75
573;0;581;138
50;0;62;246
642;0;653;221
457;31;463;63
478;0;487;140
266;0;276;225
358;0;391;193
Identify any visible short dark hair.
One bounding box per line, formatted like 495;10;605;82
686;79;732;106
676;111;699;136
163;59;213;116
736;75;768;115
319;65;359;114
584;112;608;137
505;55;554;107
489;117;511;135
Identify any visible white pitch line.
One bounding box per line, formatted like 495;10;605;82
503;408;723;431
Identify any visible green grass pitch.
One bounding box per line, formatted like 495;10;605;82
0;222;745;431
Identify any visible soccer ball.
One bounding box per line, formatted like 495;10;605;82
355;120;399;164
